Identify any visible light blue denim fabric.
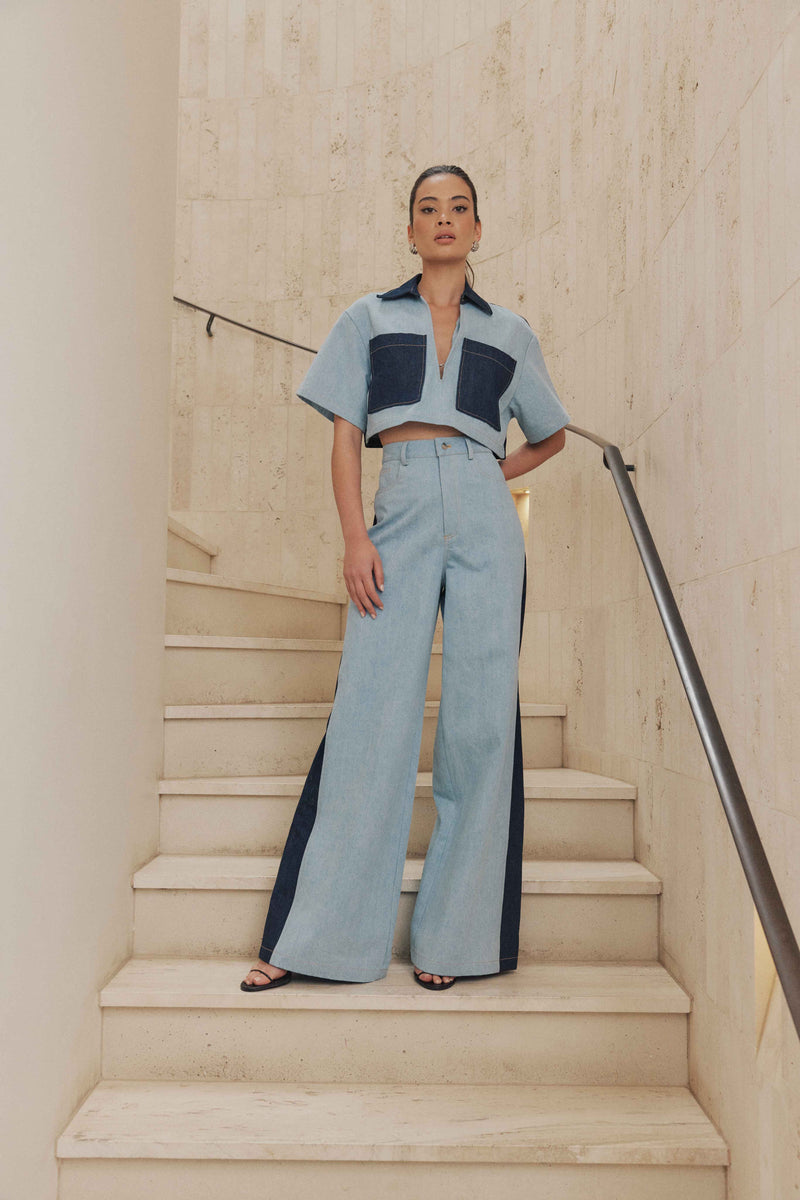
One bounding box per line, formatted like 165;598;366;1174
261;434;526;982
295;273;571;457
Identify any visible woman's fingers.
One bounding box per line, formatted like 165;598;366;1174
354;578;377;618
344;540;384;618
372;549;385;594
344;573;365;616
354;558;384;617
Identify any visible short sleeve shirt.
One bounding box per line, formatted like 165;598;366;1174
296;272;570;459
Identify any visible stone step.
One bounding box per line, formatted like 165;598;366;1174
56;1080;728;1200
100;957;689;1086
164;633;449;703
166;518;218;573
158;767;636;859
166;568;345;639
131;855;660;961
162;700;565;776
164;634;350;703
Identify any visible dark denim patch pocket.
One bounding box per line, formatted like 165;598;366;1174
367;333;427;413
455;338;517;431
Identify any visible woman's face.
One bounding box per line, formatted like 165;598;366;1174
408;174;481;265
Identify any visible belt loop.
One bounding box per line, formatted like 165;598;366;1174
465;438;474;460
400;441;408;466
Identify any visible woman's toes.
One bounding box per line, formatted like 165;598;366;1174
415;967;454;985
246;963;285;984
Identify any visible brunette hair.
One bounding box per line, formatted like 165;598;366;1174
408;165;480;287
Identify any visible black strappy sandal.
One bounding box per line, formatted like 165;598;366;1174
413;967;456;991
240;966;294;992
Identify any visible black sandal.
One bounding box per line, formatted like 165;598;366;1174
413;967;456;991
240;966;294;992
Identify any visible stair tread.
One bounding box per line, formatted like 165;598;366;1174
158;767;636;799
132;853;661;893
56;1079;728;1164
100;957;689;1012
163;700;566;718
165;633;346;650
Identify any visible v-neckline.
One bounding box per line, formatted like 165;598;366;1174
419;295;461;381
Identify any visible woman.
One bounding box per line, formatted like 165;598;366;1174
241;165;569;993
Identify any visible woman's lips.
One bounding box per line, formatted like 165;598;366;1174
435;234;455;241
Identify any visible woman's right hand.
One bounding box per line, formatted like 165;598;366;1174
343;531;384;618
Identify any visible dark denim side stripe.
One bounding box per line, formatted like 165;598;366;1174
259;663;341;958
261;519;378;955
497;552;527;973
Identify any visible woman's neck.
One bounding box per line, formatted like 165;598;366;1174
416;263;467;308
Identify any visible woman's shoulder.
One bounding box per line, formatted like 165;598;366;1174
478;302;540;358
335;285;417;336
484;300;537;334
342;291;379;315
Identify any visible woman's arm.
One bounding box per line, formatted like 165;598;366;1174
500;426;566;482
332;415;384;619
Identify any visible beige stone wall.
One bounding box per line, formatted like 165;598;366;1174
172;2;800;1195
525;6;800;1200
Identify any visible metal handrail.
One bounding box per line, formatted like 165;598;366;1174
173;295;318;353
567;422;800;1040
173;295;800;1039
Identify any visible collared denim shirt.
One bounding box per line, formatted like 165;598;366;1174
296;273;570;458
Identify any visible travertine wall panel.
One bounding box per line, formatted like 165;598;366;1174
172;3;800;1194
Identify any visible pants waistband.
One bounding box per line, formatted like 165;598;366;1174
381;434;494;464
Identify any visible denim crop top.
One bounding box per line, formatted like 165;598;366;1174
296;272;570;459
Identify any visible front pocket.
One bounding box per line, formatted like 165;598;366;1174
377;459;402;490
473;451;503;478
367;333;427;413
455;338;517;431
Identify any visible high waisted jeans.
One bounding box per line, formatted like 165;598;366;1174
258;433;527;982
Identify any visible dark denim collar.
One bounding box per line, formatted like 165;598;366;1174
377;272;493;316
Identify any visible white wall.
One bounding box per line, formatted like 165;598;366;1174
0;4;180;1196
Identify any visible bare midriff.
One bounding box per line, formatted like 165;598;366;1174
378;420;464;445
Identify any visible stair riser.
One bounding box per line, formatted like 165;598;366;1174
102;1009;687;1086
162;713;563;776
166;534;213;573
164;646;443;704
166;582;343;639
59;1159;727;1200
159;796;634;859
132;890;659;960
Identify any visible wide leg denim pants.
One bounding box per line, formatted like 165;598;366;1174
258;434;527;982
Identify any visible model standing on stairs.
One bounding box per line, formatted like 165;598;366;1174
241;165;570;994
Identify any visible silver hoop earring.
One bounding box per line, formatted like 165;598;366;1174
409;243;418;255
471;241;480;253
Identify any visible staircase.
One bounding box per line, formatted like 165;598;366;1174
56;521;729;1198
